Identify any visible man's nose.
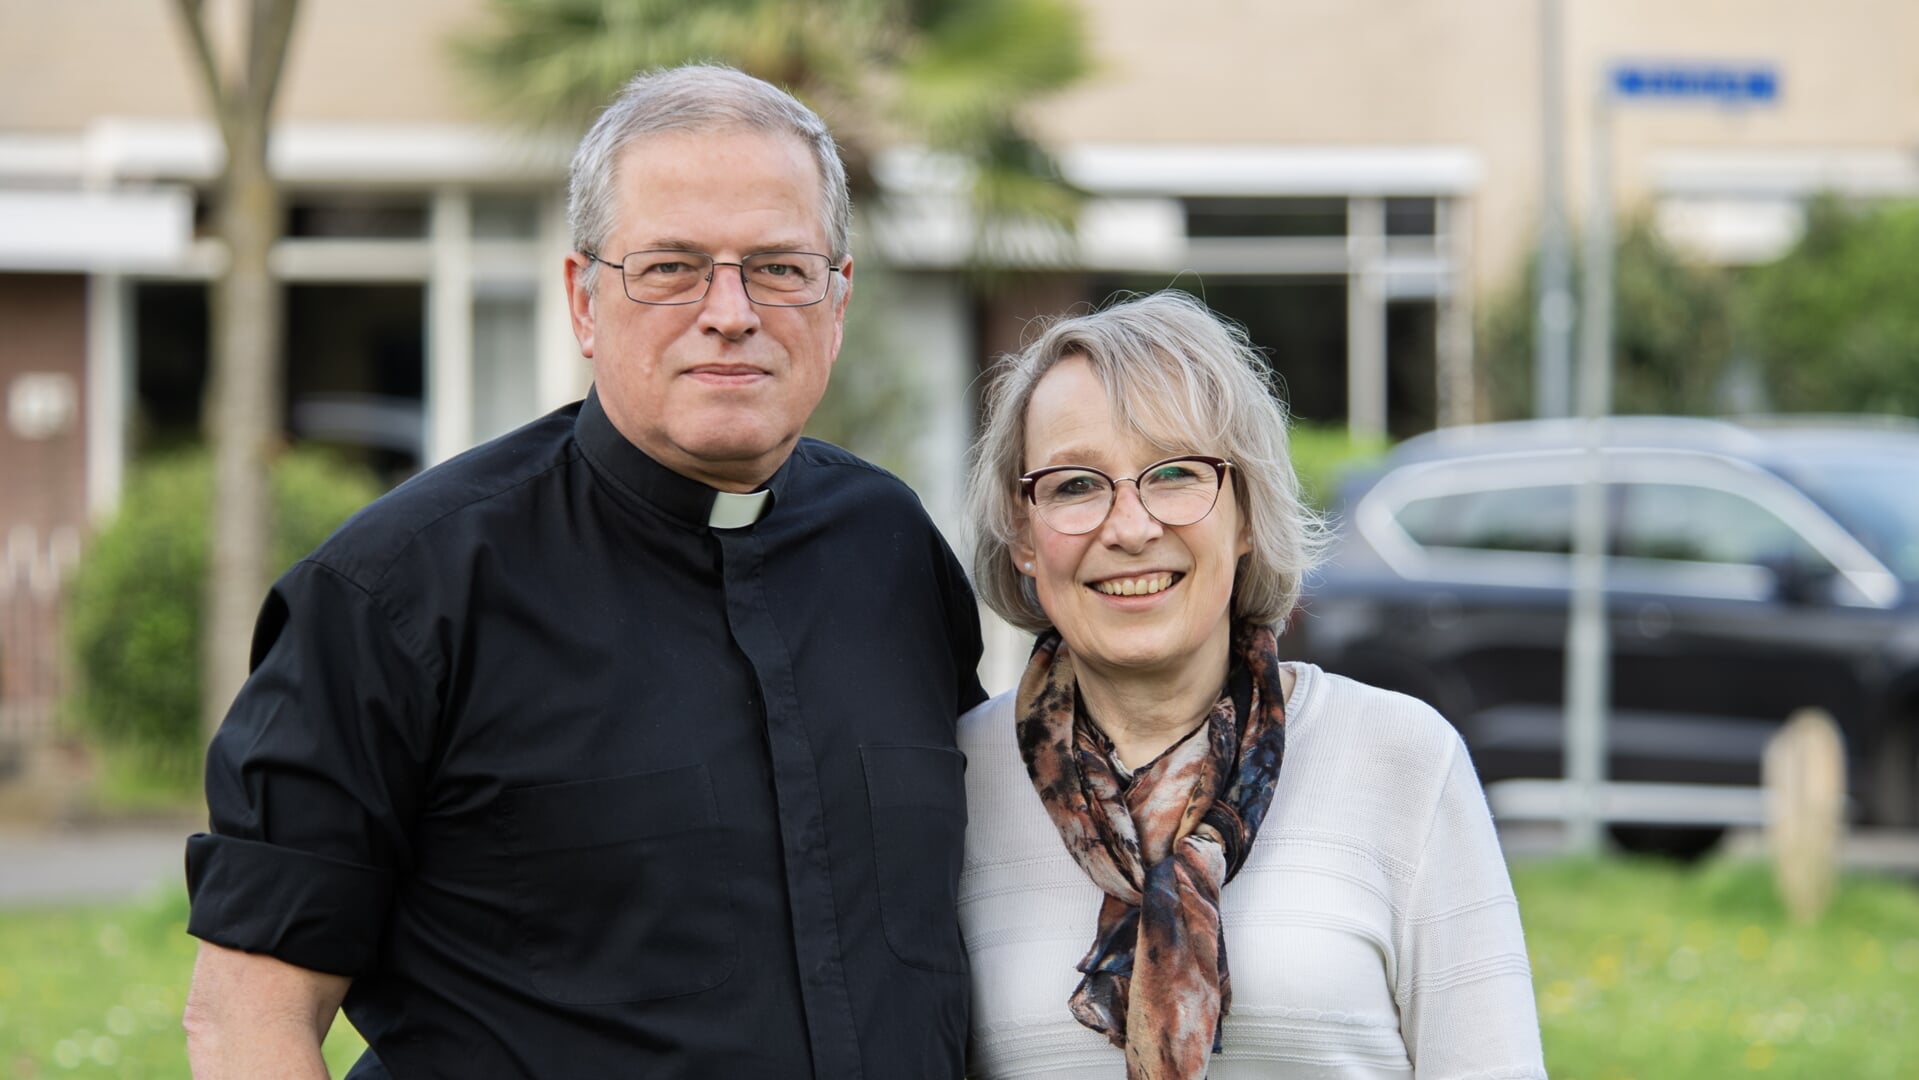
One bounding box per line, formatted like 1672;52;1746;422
699;262;760;337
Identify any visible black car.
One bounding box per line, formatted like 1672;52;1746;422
1287;417;1919;839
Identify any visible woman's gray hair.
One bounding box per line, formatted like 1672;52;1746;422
567;64;852;290
965;290;1325;634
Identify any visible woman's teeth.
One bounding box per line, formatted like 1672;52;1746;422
1093;573;1176;597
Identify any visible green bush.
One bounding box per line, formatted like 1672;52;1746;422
1742;196;1919;415
1481;216;1736;420
65;448;382;784
1287;422;1390;510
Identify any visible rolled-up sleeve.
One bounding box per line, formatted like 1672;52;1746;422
186;559;438;977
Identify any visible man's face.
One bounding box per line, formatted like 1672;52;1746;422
565;129;851;492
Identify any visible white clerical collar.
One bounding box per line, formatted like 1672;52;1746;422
707;489;772;529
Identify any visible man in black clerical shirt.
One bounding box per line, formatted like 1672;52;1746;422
182;65;986;1079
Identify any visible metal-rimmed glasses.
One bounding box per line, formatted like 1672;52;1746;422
581;249;841;307
1019;455;1234;535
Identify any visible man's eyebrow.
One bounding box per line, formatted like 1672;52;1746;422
632;238;706;253
628;239;826;254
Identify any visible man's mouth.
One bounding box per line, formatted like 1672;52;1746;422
686;364;768;379
1090;572;1182;597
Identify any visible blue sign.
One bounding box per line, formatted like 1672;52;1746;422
1610;63;1779;105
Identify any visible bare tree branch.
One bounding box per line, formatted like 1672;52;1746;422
244;0;302;133
171;0;238;145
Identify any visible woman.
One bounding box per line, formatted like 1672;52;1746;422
958;291;1546;1080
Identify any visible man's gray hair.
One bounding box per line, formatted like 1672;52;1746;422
568;65;852;289
964;290;1326;634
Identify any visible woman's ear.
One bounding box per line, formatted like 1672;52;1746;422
1013;524;1037;577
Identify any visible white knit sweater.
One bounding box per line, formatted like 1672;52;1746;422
957;662;1548;1080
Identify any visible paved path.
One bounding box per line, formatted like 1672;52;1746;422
2;820;1916;911
0;822;194;908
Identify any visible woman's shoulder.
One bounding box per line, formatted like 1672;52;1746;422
1288;661;1467;763
1281;663;1477;841
958;688;1018;752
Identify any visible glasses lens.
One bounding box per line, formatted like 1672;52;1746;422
1138;458;1223;526
1033;469;1113;534
621;251;713;304
741;252;834;306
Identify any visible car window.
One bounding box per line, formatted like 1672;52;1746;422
1785;460;1919;584
1395;484;1575;554
1615;483;1826;569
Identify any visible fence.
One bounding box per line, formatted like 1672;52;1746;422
0;524;80;760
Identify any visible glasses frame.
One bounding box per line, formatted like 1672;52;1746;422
1019;455;1235;536
581;249;842;307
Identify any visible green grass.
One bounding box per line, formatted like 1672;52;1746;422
1513;857;1919;1079
0;858;1914;1078
0;887;366;1078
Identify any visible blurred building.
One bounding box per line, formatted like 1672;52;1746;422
3;0;1918;723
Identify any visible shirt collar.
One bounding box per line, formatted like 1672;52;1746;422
574;386;784;530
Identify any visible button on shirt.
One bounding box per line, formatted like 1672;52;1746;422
186;390;987;1079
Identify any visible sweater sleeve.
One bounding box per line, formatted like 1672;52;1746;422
1396;736;1548;1079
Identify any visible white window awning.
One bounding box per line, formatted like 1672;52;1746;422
0;187;194;272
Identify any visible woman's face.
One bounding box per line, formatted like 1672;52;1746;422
1014;355;1251;682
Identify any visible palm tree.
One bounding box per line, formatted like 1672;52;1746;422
454;0;1091;257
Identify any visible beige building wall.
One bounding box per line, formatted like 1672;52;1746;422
0;0;490;130
1032;0;1919;289
7;0;1917;288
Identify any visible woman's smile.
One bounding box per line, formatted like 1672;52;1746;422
1089;571;1183;597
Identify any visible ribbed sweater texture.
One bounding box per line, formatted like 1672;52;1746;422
958;662;1549;1079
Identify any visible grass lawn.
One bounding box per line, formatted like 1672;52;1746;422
0;856;1914;1078
1516;857;1919;1079
0;887;365;1078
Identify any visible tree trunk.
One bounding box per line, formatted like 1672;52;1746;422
200;115;282;739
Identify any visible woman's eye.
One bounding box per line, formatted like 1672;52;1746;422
1052;475;1101;498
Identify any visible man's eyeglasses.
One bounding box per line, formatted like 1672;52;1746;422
581;249;840;307
1019;456;1234;536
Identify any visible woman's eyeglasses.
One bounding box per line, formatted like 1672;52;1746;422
1019;456;1233;535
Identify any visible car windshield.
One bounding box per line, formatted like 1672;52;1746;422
1785;459;1919;584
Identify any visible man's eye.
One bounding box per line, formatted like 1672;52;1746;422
758;262;797;277
637;261;695;276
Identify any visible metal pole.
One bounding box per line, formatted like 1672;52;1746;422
1534;0;1573;419
1564;79;1614;855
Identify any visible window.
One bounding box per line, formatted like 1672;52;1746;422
1616;484;1824;569
287;196;429;239
1396;484;1576;555
1385;197;1437;236
1182;197;1347;238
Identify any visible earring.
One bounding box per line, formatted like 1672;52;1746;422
1023;561;1034;572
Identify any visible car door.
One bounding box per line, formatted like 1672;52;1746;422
1354;456;1596;780
1605;460;1896;784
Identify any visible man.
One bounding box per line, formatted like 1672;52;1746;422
183;65;986;1079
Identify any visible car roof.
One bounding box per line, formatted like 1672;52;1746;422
1383;415;1919;470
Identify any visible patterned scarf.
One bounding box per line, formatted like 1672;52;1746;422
1016;621;1289;1080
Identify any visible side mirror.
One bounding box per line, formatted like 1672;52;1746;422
1763;555;1833;606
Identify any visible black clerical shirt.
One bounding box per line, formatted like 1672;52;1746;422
186;390;987;1079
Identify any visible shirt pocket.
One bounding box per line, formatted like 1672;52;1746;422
861;744;969;973
496;763;737;1004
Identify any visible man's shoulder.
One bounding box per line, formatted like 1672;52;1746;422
789;437;906;485
787;438;927;514
303;405;582;589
